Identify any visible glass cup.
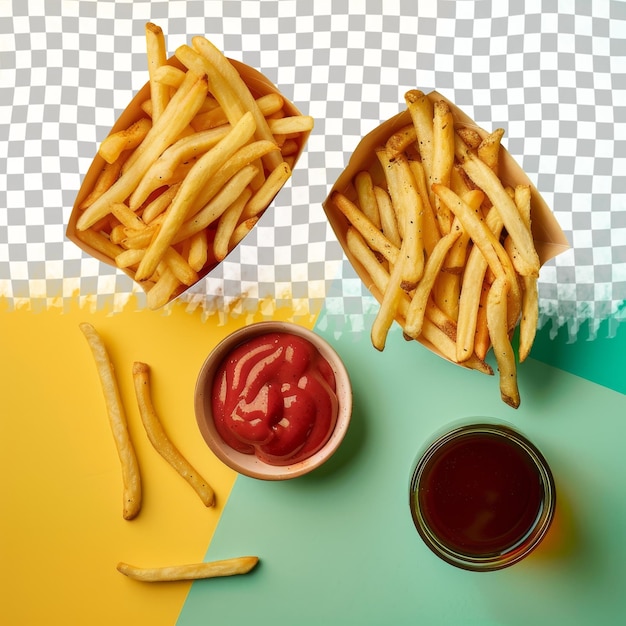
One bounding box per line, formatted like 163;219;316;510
409;420;556;571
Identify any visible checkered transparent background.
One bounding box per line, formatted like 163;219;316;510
1;0;625;340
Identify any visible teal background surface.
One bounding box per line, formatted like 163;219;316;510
178;304;626;625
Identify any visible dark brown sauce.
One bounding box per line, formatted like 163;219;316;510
418;431;544;557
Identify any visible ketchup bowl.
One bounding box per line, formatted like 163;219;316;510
194;322;352;480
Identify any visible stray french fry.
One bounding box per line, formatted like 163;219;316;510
117;556;259;582
79;323;142;520
132;362;215;507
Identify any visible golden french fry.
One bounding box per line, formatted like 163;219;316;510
187;229;210;272
280;138;300;157
98;118;152;165
404;220;463;339
332;191;400;265
191;93;283;132
115;247;145;270
266;115;314;135
477;128;505;174
78;153;129;210
130;126;232;209
432;184;506;281
76;70;209;231
145;22;169;122
173;171;255;245
370;184;422;350
456;126;482;150
432;189;482;319
456;144;540;277
230;216;259;249
134;111;256;281
117;556;259;582
152;63;186;88
191;35;284;171
373;185;401;249
146;266;182;309
487;277;520;409
514;184;538;362
189;140;280;219
404;89;434;188
163;247;199;286
370;240;410;350
377;151;424;290
431;100;455;234
79;323;142;520
408;159;441;256
122;226;157;251
385;123;417;158
455;202;506;362
347;227;492;375
214;183;255;262
132;362;215;506
474;280;491;361
354;171;381;229
110;202;145;230
76;228;125;260
175;44;247;122
141;183;181;224
241;161;292;221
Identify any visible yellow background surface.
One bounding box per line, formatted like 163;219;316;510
0;297;313;625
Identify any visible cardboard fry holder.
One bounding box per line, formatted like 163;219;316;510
67;57;311;306
322;91;570;363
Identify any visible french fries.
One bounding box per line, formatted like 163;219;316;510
69;23;311;309
116;556;259;582
79;323;142;520
132;362;215;507
330;91;543;408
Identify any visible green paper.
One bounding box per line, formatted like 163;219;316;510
178;311;626;625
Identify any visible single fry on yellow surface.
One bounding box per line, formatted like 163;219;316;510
117;556;259;582
132;362;215;507
79;323;142;520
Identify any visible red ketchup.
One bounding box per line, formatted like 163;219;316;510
211;332;339;466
